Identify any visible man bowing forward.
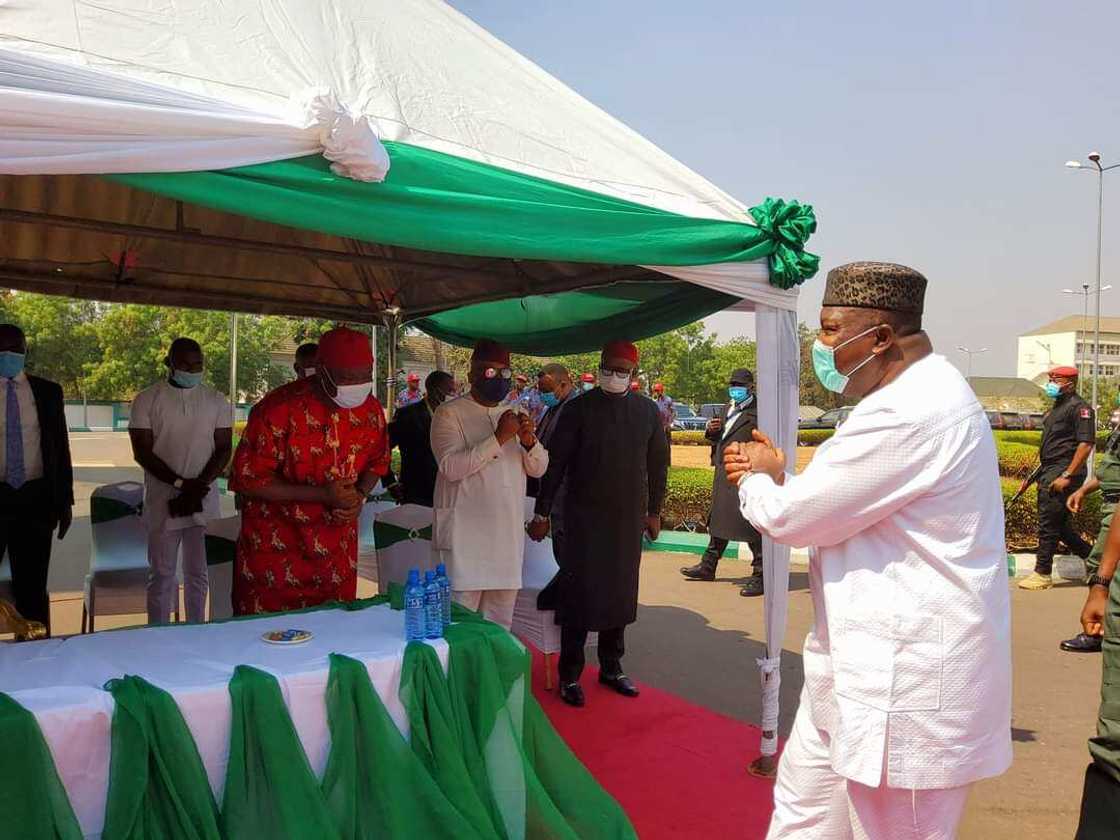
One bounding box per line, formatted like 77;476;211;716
726;263;1012;839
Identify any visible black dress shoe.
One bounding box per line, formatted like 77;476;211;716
599;673;640;697
1060;633;1103;653
559;682;585;707
680;562;716;581
739;574;764;597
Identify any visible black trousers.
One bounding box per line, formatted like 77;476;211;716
0;479;55;631
1076;762;1120;840
702;535;763;575
559;624;625;685
1036;468;1092;575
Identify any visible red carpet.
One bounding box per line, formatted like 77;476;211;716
530;649;777;839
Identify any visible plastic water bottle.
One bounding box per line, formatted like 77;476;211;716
404;568;426;641
424;570;443;639
436;563;452;629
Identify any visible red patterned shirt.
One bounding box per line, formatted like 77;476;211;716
230;378;389;615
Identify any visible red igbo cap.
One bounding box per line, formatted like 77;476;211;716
630;381;640;390
407;372;420;382
1049;365;1079;378
580;372;595;382
318;327;373;368
601;339;639;365
471;338;511;366
653;382;664;391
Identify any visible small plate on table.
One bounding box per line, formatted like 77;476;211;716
261;628;313;645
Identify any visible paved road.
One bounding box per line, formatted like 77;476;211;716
39;434;1105;838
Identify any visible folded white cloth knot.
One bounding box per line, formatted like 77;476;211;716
299;89;390;183
756;656;782;675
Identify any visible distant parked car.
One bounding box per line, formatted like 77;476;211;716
1023;413;1045;431
671;403;707;432
798;407;852;430
698;403;726;420
986;411;1031;431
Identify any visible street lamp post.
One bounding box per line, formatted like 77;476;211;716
957;345;988;378
1062;283;1112;386
1066;152;1120;418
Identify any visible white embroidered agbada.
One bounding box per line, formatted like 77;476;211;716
430;395;548;591
738;354;1012;792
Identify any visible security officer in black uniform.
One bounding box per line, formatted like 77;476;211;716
1020;365;1096;592
679;368;765;596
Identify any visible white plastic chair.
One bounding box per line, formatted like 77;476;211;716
82;481;177;632
357;496;399;584
204;515;240;621
372;504;435;591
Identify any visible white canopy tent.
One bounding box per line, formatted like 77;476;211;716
0;0;817;769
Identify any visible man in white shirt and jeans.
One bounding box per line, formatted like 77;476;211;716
430;338;547;629
129;338;232;624
725;263;1012;839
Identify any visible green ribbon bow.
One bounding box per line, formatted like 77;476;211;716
749;197;820;290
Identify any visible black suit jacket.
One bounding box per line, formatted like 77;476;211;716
27;375;74;513
705;398;761;542
388;399;437;507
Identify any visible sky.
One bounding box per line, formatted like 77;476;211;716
449;0;1120;377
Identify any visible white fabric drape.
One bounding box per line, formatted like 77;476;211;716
0;48;389;180
646;261;798;313
752;305;800;755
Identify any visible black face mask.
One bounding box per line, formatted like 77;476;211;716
476;376;511;403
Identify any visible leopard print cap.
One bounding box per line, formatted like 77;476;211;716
821;262;927;315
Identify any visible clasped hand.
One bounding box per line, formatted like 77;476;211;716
722;429;786;486
324;478;363;524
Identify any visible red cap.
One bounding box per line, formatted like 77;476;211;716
1049;365;1079;378
602;339;639;365
407;372;420;382
318;327;373;368
580;372;595;383
629;381;640;391
653;382;664;392
471;338;511;366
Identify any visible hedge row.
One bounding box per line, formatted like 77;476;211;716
670;431;710;446
658;466;1103;549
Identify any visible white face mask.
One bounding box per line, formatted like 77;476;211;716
599;368;630;395
322;368;372;409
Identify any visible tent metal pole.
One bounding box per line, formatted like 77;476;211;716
371;325;379;404
229;312;239;427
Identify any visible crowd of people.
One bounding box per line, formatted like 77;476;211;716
6;260;1120;836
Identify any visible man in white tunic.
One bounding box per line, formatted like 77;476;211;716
129;338;232;624
431;339;548;629
725;263;1012;839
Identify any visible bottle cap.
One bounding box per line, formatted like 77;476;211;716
425;570;435;583
407;568;419;584
436;563;446;575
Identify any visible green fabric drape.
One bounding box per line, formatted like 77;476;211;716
0;693;82;840
322;653;487;839
113;144;817;275
4;601;634;839
413;281;740;354
103;676;221;840
372;520;433;549
222;665;341;840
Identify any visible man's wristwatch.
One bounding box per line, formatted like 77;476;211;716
172;478;184;490
1088;574;1113;590
532;514;548;524
1061;471;1073;479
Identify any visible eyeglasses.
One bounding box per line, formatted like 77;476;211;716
483;367;513;380
600;365;631;377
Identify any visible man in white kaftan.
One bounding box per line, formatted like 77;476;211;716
727;263;1012;839
431;339;547;629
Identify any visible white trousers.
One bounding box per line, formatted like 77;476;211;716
147;525;207;624
452;589;518;630
767;700;972;840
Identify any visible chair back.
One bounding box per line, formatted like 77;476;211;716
205;515;240;621
373;504;434;589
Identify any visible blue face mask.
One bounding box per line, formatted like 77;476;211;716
728;386;750;403
171;369;204;389
540;391;559;408
0;352;26;379
1044;382;1062;399
812;325;881;394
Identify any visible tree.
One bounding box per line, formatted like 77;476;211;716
798;322;849;411
0;293;101;398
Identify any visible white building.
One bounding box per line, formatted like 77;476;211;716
1017;315;1120;385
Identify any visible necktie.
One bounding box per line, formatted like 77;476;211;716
6;379;25;489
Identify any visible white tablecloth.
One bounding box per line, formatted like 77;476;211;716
0;605;448;839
